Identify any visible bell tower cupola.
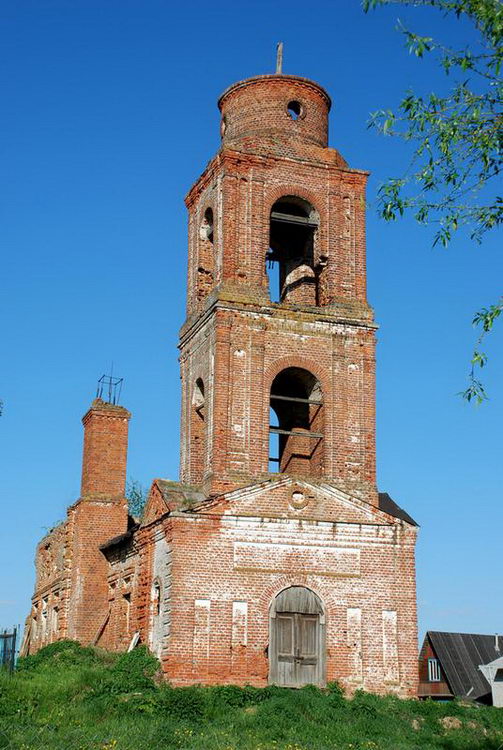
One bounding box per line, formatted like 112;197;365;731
179;68;377;504
218;74;331;150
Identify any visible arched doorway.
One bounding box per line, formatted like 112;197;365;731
269;586;326;687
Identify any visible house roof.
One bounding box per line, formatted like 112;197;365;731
428;631;503;700
378;492;418;526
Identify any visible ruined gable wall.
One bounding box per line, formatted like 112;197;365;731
27;522;70;653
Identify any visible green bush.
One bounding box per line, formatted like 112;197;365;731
109;645;159;690
16;639;107;673
158;684;206;720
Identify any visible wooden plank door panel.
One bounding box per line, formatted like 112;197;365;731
298;614;318;666
276;613;296;686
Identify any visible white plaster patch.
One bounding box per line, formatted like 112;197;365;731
233;541;360;577
232;601;248;647
382;610;399;683
347;607;363;682
193;599;211;667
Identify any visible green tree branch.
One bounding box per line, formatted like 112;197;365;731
363;0;502;401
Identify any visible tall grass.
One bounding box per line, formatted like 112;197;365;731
0;641;502;749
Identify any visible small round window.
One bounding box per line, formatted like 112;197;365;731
287;101;303;121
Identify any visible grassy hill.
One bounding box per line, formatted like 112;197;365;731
1;641;502;749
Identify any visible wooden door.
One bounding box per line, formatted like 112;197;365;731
272;610;323;687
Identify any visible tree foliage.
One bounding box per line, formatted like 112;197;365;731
126;477;148;518
364;0;502;402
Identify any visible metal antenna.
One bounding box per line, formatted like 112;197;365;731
276;42;283;74
96;371;124;405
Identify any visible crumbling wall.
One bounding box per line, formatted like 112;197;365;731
26;522;69;653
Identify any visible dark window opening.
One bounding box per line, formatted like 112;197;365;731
287;101;303;120
269;367;323;476
193;378;205;421
152;581;161;617
203;208;214;243
267;197;319;305
197;208;214;302
190;377;207;483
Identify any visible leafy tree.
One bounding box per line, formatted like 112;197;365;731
126;477;148;518
363;0;502;402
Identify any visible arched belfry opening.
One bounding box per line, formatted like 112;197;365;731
267;196;319;305
269;367;324;475
269;586;326;687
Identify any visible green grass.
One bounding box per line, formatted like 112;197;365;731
1;642;502;749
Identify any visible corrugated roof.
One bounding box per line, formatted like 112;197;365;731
428;631;503;700
378;492;418;526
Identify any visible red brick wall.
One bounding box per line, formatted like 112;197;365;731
161;496;418;697
218;74;331;149
81;399;131;498
180;306;377;502
180;72;374;497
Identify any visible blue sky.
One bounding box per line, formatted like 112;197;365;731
1;0;501;641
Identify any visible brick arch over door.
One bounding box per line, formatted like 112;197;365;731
263;356;331;475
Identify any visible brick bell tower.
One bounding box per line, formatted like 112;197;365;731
179;72;376;502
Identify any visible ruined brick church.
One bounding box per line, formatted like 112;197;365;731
24;69;419;696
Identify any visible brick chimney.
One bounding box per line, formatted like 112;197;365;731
66;398;132;644
81;398;131;498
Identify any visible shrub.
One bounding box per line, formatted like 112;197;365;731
157;685;206;720
85;645;160;700
16;640;106;673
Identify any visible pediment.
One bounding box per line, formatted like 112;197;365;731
141;479;206;526
198;477;402;526
141;481;170;525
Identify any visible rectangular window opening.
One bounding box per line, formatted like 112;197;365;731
428;657;441;682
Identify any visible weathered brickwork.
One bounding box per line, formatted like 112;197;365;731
23;70;419;698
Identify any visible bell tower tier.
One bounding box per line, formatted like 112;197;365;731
179;73;378;504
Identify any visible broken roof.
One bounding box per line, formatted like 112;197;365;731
155;479;206;509
378;492;418;526
427;631;503;700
